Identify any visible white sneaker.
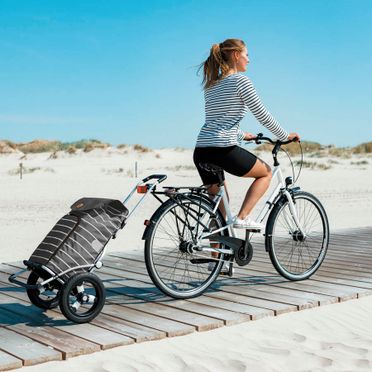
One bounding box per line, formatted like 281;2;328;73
233;216;264;230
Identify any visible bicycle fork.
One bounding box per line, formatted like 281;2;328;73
282;189;307;238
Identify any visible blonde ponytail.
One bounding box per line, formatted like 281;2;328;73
199;39;245;89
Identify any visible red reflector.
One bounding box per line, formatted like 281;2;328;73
144;219;151;226
137;185;148;194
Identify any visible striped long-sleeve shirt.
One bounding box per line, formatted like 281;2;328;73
195;73;288;147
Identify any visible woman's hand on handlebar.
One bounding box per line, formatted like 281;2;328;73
244;132;257;141
288;132;300;142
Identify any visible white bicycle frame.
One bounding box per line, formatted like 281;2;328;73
198;164;306;253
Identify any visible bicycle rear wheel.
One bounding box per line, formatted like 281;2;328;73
266;191;329;280
144;195;228;299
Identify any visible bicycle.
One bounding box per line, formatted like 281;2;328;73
142;133;330;299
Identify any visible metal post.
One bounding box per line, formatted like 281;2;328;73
20;162;23;180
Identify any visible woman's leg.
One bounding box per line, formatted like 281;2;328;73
206;181;229;258
206;181;229;219
237;158;272;219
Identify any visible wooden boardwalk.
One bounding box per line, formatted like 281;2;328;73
0;226;371;371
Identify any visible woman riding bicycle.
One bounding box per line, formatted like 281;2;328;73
194;38;300;230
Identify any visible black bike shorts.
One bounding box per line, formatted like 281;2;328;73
193;145;258;185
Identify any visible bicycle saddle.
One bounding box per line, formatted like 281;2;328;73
199;163;223;173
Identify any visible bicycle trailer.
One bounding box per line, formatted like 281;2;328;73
8;174;167;323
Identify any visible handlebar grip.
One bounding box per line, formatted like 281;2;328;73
281;137;300;145
141;174;167;183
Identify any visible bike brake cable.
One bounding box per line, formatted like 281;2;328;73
294;141;304;184
279;141;303;185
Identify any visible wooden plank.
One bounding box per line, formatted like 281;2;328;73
245;257;372;289
0;327;61;366
99;260;276;319
101;304;195;337
196;289;296;315
54;323;134;351
91;314;166;343
106;292;225;331
231;262;367;292
8;324;100;359
0;286;133;351
0;348;23;371
1;267;192;340
0;296;101;359
235;268;361;300
251;242;372;262
104;256;337;309
0;275;165;344
104;255;332;310
93;258;256;324
99;267;264;324
103;261;274;321
241;257;372;295
108;290;249;326
210;281;337;309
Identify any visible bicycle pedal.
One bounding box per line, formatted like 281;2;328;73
245;228;261;233
219;271;234;277
219;264;234;277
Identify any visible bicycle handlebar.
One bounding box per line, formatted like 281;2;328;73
246;133;301;167
252;133;298;146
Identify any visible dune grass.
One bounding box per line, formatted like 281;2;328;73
8;166;55;176
293;160;331;170
353;142;372;154
1;138;371;156
256;140;372;158
0;140;17;153
0;139;111;154
256;141;323;155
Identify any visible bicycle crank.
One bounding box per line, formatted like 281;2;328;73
234;240;253;266
209;235;253;266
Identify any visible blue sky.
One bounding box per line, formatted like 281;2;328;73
1;0;371;148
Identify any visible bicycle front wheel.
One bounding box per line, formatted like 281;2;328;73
266;191;329;280
144;195;228;299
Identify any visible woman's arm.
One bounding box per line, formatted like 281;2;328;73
237;75;289;141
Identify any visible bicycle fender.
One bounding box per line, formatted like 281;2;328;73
142;221;155;240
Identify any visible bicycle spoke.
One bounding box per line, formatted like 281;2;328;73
269;192;329;279
146;197;226;297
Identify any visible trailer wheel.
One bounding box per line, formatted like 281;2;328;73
59;273;106;323
27;270;61;309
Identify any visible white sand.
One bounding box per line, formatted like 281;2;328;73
1;147;372;371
